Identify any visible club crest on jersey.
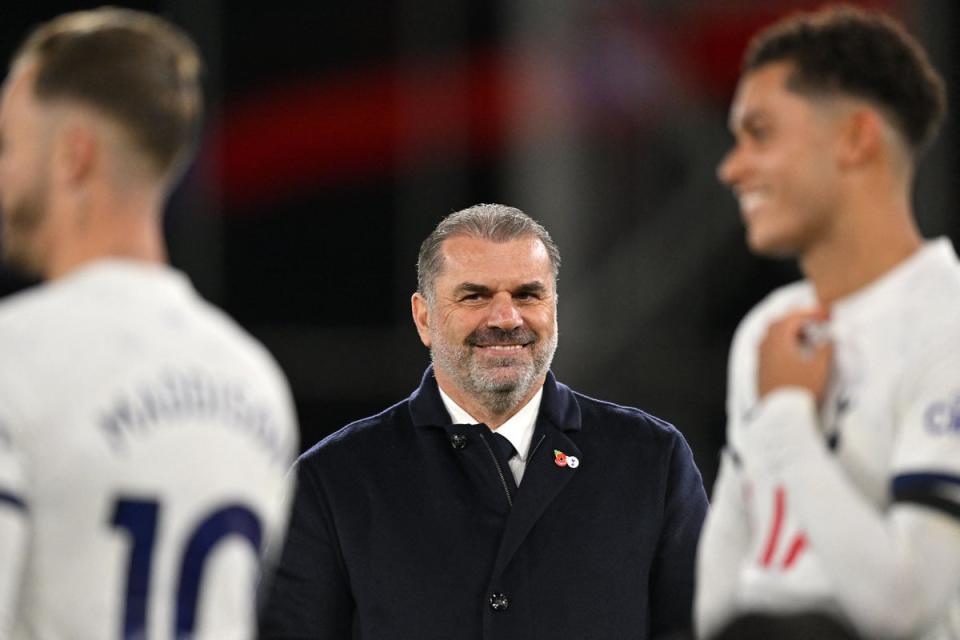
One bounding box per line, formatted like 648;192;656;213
924;394;960;435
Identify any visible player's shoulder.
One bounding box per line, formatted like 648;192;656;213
0;278;65;332
902;240;960;315
0;260;168;335
888;239;960;354
189;292;288;380
0;277;87;378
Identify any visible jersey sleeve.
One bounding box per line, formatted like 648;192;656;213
718;290;960;638
891;342;960;521
696;295;778;634
0;405;29;636
695;312;760;638
695;449;751;639
744;385;960;639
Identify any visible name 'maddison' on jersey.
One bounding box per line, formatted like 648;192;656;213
0;261;298;639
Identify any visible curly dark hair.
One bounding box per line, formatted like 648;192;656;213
744;4;946;155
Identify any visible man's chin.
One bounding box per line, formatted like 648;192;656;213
472;365;529;393
746;230;801;259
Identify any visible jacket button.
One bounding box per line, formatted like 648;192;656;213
489;593;509;611
450;434;468;450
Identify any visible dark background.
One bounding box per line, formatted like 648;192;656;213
1;0;956;490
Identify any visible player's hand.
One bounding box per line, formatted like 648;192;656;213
757;308;833;405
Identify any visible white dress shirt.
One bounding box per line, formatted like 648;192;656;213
438;385;543;485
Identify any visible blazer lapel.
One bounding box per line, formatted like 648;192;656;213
410;365;585;578
490;373;582;578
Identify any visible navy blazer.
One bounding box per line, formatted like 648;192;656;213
260;367;707;639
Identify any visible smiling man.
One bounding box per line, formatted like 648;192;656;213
696;6;960;640
260;203;708;639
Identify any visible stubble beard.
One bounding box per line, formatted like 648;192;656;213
431;325;558;418
1;178;48;276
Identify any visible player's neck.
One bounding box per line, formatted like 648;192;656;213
45;187;168;280
800;195;921;306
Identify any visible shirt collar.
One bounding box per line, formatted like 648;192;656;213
409;365;582;434
831;237;958;323
438;385;543;462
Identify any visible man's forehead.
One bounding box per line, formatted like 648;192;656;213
731;61;817;128
440;234;548;261
436;235;553;284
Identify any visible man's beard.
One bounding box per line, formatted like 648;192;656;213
431;324;558;417
1;180;49;276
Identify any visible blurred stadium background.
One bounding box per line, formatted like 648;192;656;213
0;0;956;489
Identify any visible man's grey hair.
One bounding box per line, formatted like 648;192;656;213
416;203;561;302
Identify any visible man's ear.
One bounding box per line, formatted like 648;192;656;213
837;108;883;169
411;292;432;348
54;120;97;188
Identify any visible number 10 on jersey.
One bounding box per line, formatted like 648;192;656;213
111;497;263;638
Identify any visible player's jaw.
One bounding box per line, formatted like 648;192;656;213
0;180;51;275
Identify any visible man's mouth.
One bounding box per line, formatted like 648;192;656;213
474;344;527;352
737;190;767;216
467;327;536;351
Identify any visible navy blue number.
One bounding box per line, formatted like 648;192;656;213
112;498;263;639
175;505;263;633
111;499;159;638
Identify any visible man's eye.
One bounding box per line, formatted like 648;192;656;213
747;125;769;142
460;294;481;302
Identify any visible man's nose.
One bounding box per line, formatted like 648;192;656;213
717;146;744;188
486;292;522;330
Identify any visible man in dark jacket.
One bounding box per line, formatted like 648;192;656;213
260;203;708;639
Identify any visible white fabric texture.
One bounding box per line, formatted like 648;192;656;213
438;385;541;485
0;260;298;639
696;239;960;640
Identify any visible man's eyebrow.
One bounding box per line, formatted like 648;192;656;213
452;282;548;296
731;108;766;133
454;282;491;296
515;282;548;295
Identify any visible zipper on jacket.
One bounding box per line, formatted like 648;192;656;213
479;435;513;508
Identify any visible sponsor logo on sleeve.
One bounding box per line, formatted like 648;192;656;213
924;394;960;435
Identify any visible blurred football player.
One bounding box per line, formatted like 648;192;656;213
697;5;960;640
0;8;297;638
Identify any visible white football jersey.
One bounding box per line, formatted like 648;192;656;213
698;239;960;639
0;260;297;639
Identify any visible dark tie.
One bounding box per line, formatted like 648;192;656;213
491;432;516;462
488;431;518;492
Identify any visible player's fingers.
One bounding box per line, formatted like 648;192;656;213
776;307;830;330
768;308;830;343
812;337;834;360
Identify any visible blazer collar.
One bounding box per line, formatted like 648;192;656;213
408;365;581;433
